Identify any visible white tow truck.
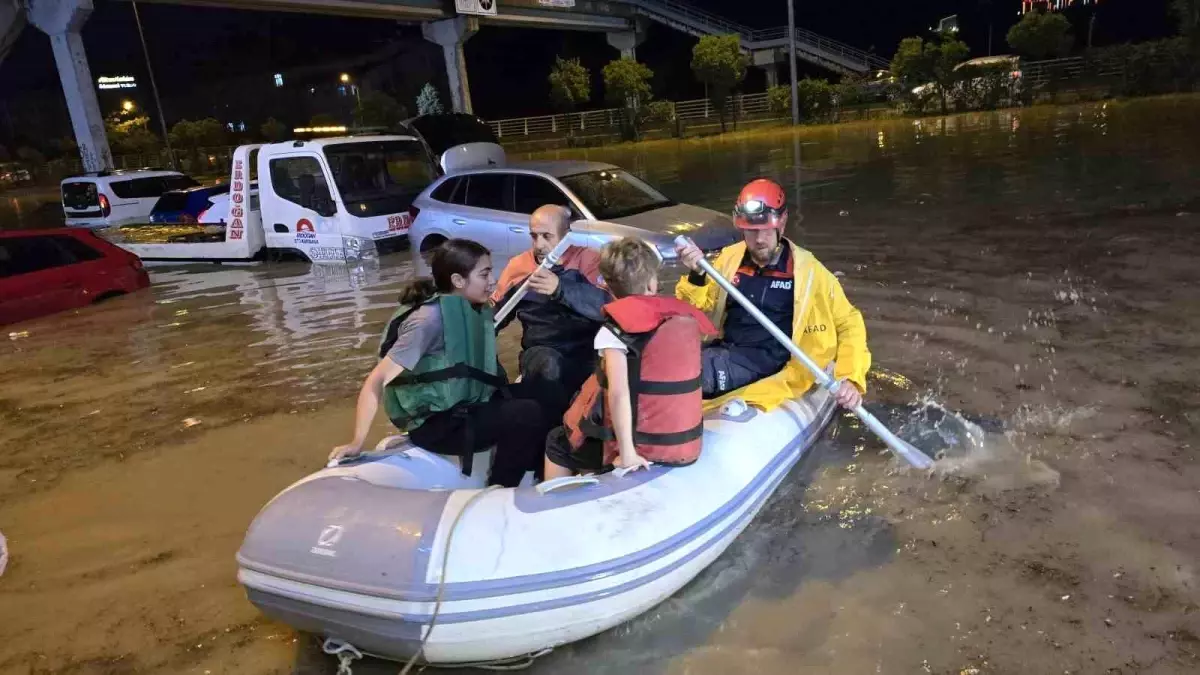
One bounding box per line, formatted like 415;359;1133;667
100;133;499;264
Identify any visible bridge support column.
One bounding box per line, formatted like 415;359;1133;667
763;64;779;88
752;48;785;90
606;18;646;60
28;0;111;170
28;0;112;172
423;16;478;114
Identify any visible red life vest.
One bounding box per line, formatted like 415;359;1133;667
564;295;718;466
489;246;602;306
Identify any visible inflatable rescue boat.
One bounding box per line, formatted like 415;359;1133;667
236;386;837;666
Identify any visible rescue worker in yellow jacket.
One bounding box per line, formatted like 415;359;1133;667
674;178;871;412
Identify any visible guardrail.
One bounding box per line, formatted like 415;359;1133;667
489;92;775;138
1020;55;1126;85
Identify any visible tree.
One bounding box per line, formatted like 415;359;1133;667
548;56;591;115
106;114;162;156
416;83;444;116
260;117;288;142
890;32;969;115
16;146;46;167
766;85;792;115
308;113;340;128
690;34;748;132
795;78;836;122
602;57;654;139
1007;10;1074;60
169;118;227;149
354;89;408;129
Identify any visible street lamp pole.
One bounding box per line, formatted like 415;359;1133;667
131;0;176;169
786;0;799;125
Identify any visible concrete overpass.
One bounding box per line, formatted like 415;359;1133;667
2;0;883;172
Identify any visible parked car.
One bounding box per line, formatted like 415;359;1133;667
61;170;199;229
149;183;231;224
911;55;1023;107
408;161;738;265
0;228;150;326
0;165;34;187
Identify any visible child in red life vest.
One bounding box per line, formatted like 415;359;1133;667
544;237;717;480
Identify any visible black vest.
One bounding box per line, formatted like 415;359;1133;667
722;244;795;367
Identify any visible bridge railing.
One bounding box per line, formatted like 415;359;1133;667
623;0;885;72
624;0;750;38
749;26;890;71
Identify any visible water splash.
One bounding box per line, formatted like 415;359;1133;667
886;397;1062;494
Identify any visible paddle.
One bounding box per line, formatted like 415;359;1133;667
492;234;578;327
675;236;935;470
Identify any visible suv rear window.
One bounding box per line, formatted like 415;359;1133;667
110;176;195;199
162;175;200;191
62;182;99;209
152;191;192;213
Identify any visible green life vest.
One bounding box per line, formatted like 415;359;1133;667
378;294;502;435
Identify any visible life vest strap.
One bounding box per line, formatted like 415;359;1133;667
378;303;426;358
634;422;704;446
388;362;507;390
633;376;702;396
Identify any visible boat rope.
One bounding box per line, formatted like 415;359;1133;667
457;647;554;670
400;483;502;675
323;638;363;675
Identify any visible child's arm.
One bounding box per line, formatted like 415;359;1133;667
602;349;651;472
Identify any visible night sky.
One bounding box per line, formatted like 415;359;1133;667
0;0;1181;126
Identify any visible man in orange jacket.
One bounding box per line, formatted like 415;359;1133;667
491;204;611;407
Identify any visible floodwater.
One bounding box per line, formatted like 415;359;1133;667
2;96;1200;674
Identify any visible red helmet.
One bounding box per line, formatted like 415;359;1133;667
733;179;787;230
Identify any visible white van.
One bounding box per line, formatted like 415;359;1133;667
61;170;199;229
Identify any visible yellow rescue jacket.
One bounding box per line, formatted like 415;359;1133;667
675;239;871;412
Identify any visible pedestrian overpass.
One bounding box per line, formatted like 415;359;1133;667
2;0;885;172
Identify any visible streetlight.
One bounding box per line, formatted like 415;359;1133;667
122;99;135;113
339;73;361;110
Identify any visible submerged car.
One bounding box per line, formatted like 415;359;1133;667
150;183;231;224
408;160;738;264
0;228;150;326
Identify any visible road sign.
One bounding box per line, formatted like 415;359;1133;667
456;0;497;16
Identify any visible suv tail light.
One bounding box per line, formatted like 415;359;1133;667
408;204;420;223
99;193;111;218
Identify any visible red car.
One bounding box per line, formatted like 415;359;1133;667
0;228;150;326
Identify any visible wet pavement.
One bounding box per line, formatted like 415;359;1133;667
2;96;1199;674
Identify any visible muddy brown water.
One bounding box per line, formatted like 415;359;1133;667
2;96;1199;674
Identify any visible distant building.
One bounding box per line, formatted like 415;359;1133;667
1021;0;1100;13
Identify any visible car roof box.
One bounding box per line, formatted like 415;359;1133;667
441;142;506;173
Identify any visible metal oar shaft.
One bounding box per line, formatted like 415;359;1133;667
492;236;575;327
676;236;934;470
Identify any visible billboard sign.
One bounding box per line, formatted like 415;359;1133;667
455;0;497;16
98;75;137;90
